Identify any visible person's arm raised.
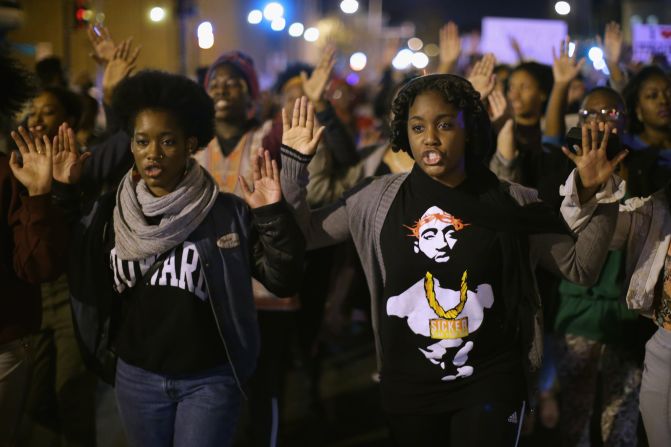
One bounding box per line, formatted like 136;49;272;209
437;22;461;74
545;36;585;139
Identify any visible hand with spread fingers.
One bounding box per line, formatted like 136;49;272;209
52;123;92;184
240;149;282;208
281;96;325;156
467;53;496;100
438;21;461;74
9;127;54;196
552;36;585;86
300;46;336;109
102;37;141;104
87;24;116;65
562;121;628;203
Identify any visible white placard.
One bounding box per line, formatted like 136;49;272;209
481;17;568;65
632;24;671;63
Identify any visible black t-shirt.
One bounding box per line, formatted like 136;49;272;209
379;166;524;414
110;241;229;375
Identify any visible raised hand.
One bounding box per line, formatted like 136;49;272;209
281;96;325;156
438;21;461;73
496;119;517;161
600;22;622;64
467;53;496;100
240;149;281;208
87;24;116;65
301;46;335;106
487;89;510;133
52;123;91;184
102;37;141;104
552;36;585;85
562;121;628;202
9;127;53;196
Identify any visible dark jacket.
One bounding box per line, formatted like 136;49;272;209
0;154;68;345
67;189;305;390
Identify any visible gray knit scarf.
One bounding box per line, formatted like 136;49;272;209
113;159;219;261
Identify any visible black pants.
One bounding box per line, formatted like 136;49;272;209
386;401;526;447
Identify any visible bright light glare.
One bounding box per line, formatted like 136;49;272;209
149;6;166;22
588;46;603;62
593;58;606;70
340;0;359;14
288;22;304;37
197;21;212;38
349;52;367;71
271;17;286;31
199;33;214;49
568;42;576;57
248;10;263;24
304;27;319;42
408;37;423;51
392;49;413;70
411;51;429;69
554;1;571;15
263;3;284;21
424;43;440;57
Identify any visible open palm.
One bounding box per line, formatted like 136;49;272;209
9;127;53;196
281;97;324;156
52;123;91;184
240;150;281;208
301;46;335;104
552;36;585;84
562;121;628;190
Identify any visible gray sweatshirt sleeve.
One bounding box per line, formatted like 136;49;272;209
508;180;619;287
280;145;353;249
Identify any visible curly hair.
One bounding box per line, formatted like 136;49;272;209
273;62;313;93
389;73;493;167
111;70;214;150
623;65;669;135
0;51;35;121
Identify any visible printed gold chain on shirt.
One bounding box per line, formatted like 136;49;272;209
425;271;470;339
424;271;468;319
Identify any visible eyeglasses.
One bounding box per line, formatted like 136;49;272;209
578;108;623;124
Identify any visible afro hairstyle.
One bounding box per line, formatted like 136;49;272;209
389;73;493;168
273;62;313;93
111;70;215;150
623;65;670;135
0;51;35;122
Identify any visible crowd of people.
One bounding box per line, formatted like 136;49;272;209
0;16;670;447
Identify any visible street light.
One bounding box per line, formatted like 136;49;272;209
350;52;367;71
554;1;571;15
248;10;263;24
392;49;413;70
271;17;286;31
149;6;166;22
340;0;359;14
288;22;304;37
304;27;319;42
263;3;284;21
411;52;429;69
408;37;423;51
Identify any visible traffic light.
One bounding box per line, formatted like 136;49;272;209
74;0;93;28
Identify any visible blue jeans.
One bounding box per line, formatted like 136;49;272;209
115;358;242;447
